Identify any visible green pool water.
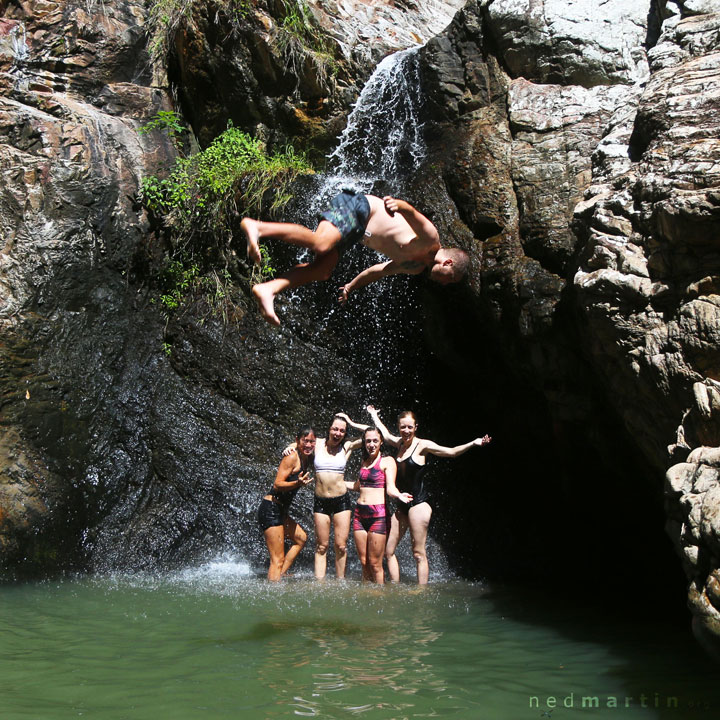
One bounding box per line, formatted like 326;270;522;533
0;561;716;719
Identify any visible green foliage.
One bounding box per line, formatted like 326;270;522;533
139;110;187;142
151;255;241;324
140;122;307;329
158;258;201;310
279;0;316;40
146;0;195;60
275;0;338;85
147;0;255;60
250;244;276;284
141;122;312;237
231;0;254;20
140;1;329;329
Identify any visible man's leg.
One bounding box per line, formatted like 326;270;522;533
252;249;339;326
242;218;341;263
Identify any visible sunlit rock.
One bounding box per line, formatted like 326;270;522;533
484;0;650;86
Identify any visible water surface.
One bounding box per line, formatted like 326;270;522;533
0;562;716;719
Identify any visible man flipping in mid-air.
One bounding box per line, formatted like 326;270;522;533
242;189;469;326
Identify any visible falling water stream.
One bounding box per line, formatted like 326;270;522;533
2;45;719;720
289;47;430;404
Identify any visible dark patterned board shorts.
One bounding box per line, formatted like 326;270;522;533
319;190;371;255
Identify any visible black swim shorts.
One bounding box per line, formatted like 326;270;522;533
319;190;371;254
313;492;353;516
258;498;285;531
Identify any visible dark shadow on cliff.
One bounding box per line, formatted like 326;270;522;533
416;278;689;624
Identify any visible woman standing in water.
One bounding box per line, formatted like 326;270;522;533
352;426;412;584
258;426;316;581
367;406;491;585
286;414;362;579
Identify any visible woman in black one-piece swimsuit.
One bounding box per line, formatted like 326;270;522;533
366;406;491;585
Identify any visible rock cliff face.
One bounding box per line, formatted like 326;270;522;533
417;0;720;639
0;0;358;572
2;0;720;641
0;0;461;573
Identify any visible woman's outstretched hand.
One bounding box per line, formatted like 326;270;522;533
473;435;492;447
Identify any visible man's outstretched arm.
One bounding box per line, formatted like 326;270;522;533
338;259;426;303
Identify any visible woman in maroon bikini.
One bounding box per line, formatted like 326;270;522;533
367;406;491;585
351;426;412;584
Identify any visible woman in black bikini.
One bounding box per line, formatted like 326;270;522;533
258;426;316;581
351;427;412;584
366;406;491;585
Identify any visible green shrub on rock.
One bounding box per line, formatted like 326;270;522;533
141;120;312;240
140;118;312;318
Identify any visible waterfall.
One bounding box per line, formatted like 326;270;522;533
326;47;426;186
293;45;431;405
301;46;427;220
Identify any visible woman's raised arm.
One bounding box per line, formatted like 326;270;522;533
420;435;492;459
335;412;369;432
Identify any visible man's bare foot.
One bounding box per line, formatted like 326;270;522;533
252;284;281;326
241;218;262;265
